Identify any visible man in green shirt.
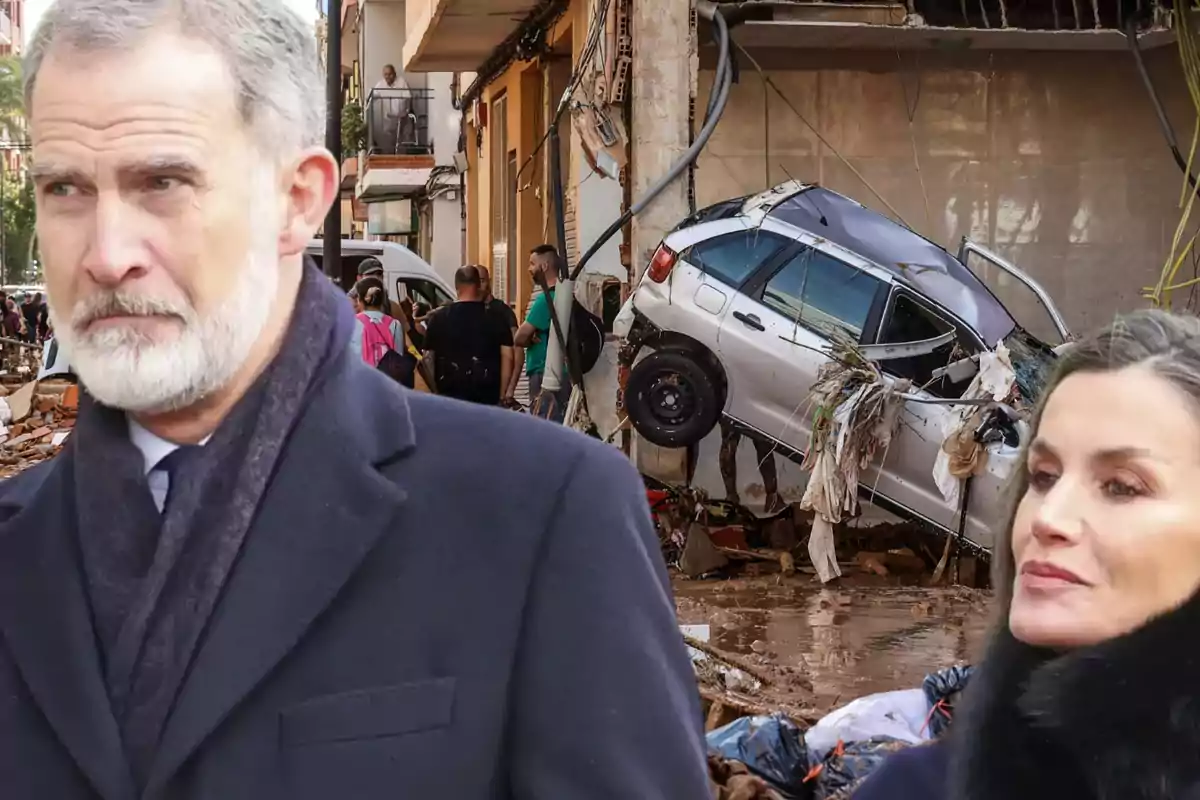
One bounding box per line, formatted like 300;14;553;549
515;244;572;422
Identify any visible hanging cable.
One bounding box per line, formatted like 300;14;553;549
570;2;734;281
514;0;615;187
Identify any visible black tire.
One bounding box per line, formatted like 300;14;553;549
626;348;721;448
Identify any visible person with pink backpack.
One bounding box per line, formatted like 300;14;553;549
349;277;417;388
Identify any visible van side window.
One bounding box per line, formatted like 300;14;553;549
398;278;454;310
760;246;880;339
680;230;789;288
879;294;980;399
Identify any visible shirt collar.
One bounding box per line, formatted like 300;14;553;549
126;417;210;475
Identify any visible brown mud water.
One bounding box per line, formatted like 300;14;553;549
675;574;991;722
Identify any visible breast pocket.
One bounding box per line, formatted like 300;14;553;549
281;678;456;747
280;679;457;800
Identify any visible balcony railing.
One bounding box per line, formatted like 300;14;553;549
366;87;433;157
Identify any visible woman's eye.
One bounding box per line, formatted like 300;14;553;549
1028;469;1058;492
1102;478;1145;500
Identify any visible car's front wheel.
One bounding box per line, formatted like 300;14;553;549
626;349;721;448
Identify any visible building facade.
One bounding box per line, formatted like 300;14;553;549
404;0;629;322
340;0;464;288
0;0;22;58
401;0;1195;333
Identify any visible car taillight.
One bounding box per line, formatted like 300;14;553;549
647;243;678;283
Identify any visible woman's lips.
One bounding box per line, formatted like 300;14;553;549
1020;560;1090;589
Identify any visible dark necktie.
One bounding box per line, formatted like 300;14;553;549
153;445;202;515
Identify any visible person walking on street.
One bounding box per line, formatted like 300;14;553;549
357;255;426;348
476;265;521;408
349;277;414;388
514;245;572;422
423;266;514;406
7;2;712;798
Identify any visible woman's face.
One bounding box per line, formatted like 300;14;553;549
1010;366;1200;648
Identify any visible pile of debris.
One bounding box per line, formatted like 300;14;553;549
0;380;78;478
703;665;973;799
649;483;979;588
800;331;910;584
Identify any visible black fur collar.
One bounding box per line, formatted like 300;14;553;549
949;593;1200;800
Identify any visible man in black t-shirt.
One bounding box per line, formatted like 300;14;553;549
423;266;514;406
476;265;521;406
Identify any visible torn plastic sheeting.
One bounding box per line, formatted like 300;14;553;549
933;342;1016;508
707;714;812;799
922;665;974;738
812;737;911;799
803;688;930;759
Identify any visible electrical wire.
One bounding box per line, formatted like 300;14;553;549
570;3;734;281
732;39;910;230
513;0;614;187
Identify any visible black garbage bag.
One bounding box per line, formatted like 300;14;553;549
922;665;974;738
812;736;910;799
706;714;813;799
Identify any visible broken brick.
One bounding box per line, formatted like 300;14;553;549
29;427;51;440
59;385;80;411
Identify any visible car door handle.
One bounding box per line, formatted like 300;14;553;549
733;311;765;331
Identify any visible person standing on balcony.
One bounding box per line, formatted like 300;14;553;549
374;63;410;154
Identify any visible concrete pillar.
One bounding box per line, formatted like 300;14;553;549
629;0;695;479
630;0;694;268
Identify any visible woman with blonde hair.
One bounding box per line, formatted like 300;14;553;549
857;308;1200;800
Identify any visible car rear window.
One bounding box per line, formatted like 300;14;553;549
681;230;789;288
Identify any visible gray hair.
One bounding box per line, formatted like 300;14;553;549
991;308;1200;615
23;0;326;153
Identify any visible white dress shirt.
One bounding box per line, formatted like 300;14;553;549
126;418;209;513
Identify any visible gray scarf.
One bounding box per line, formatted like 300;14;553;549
70;263;353;788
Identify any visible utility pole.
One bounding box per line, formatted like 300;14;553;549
322;0;343;285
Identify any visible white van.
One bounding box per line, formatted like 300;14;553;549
305;239;455;313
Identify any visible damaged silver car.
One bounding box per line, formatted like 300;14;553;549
616;181;1070;552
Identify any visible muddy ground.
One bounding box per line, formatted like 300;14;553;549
674;570;992;721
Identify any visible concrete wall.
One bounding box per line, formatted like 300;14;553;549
430;197;463;280
575;147;625;279
696;47;1193;334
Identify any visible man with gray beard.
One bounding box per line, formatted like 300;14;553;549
0;1;710;799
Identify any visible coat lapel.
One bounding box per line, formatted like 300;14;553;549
0;455;137;800
145;364;415;796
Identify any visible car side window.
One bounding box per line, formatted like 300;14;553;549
759;246;880;339
879;293;981;399
681;230;789;288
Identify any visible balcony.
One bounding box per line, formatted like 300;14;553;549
403;0;541;72
0;8;11;47
357;87;437;201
